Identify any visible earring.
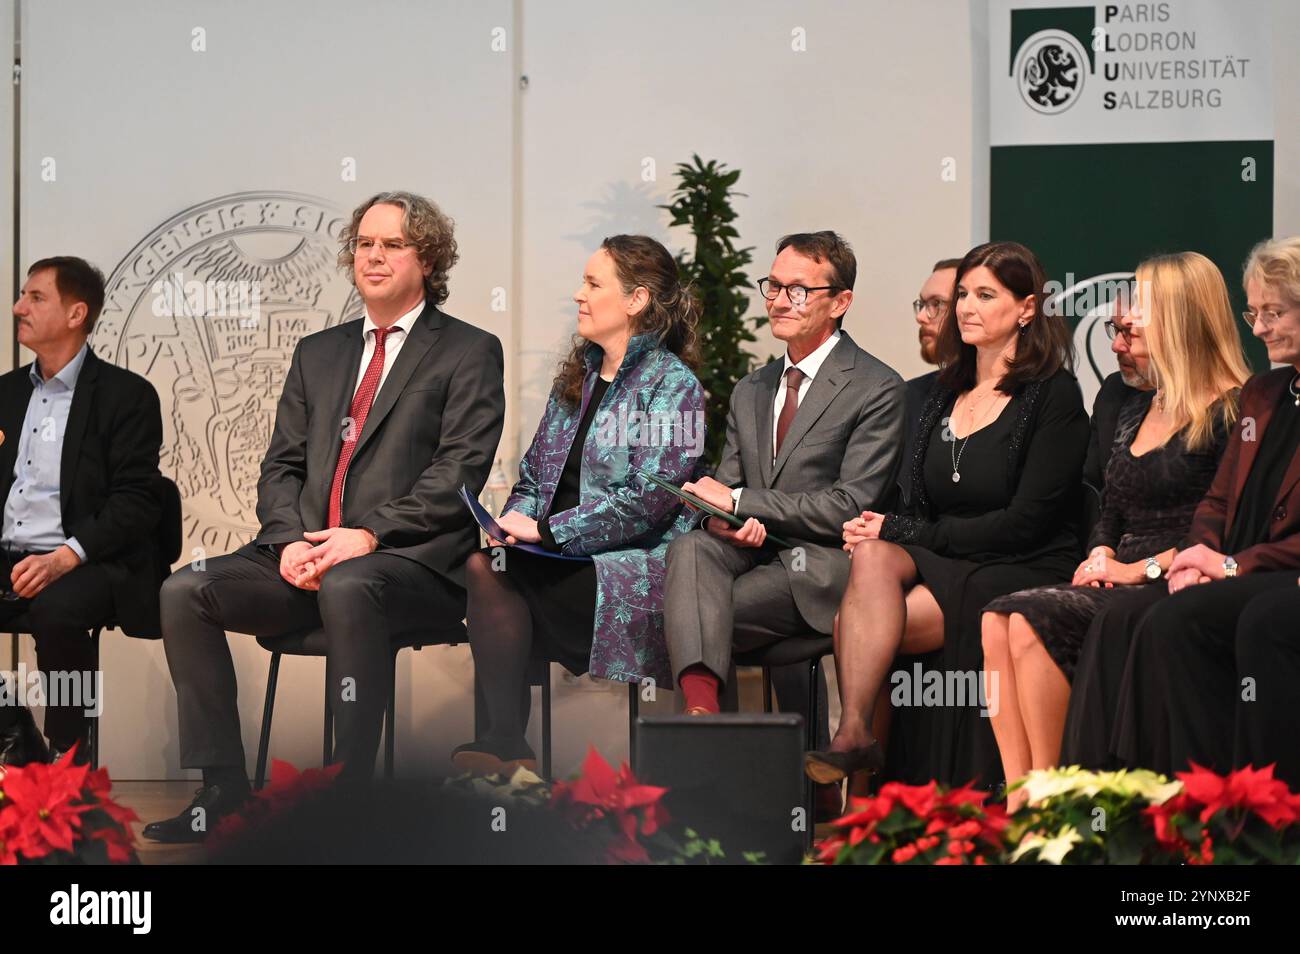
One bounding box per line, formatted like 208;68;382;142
1017;318;1028;331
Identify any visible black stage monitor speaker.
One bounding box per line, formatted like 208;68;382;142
636;714;805;865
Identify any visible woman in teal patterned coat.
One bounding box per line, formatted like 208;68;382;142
452;235;705;775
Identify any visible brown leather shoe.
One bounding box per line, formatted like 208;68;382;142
451;739;538;776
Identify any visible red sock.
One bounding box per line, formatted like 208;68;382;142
679;665;721;714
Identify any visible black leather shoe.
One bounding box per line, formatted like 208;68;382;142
804;741;886;784
0;706;51;769
142;784;249;844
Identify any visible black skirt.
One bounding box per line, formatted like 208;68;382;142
486;547;599;676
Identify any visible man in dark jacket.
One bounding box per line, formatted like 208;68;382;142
0;257;163;767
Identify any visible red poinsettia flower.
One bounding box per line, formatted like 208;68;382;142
815;833;849;863
0;758;94;858
831;793;895;829
550;745;670;840
0;805;21;865
940;781;989;809
1178;763;1300;828
211;759;344;848
878;781;940;818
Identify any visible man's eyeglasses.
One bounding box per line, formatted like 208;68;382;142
912;297;949;319
757;278;841;306
347;237;417;257
1241;306;1296;331
1103;320;1133;342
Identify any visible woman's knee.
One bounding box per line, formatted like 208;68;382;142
465;550;498;590
848;539;907;586
1007;613;1043;661
981;612;1010;659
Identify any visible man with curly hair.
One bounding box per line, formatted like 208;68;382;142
145;192;505;842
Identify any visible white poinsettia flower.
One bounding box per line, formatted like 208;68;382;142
505;766;547;792
1009;826;1082;865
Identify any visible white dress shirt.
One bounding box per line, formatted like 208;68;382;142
733;329;841;514
352;299;425;397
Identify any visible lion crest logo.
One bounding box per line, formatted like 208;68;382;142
1015;29;1088;115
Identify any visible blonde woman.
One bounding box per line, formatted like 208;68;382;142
981;251;1249;806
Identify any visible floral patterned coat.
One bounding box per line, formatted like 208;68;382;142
503;333;705;687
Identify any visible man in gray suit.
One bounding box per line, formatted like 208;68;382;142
145;192;505;842
665;232;905;782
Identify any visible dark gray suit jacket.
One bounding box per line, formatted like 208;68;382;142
717;332;906;632
247;301;505;588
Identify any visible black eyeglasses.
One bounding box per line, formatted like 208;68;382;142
757;278;841;306
1103;320;1132;342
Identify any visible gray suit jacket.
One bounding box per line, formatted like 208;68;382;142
717;331;906;632
246;301;505;588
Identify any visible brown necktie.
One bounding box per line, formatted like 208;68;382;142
774;366;806;459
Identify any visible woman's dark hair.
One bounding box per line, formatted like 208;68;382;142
553;235;701;407
935;240;1073;393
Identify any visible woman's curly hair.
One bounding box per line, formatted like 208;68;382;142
553;234;700;407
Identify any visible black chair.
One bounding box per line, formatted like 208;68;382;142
6;475;183;770
733;634;834;851
253;622;466;789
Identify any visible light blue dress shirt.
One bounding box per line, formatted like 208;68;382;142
1;342;89;560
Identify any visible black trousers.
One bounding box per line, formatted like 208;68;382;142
160;545;464;779
0;554;113;748
1116;571;1299;783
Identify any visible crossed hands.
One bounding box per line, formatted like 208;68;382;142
1165;543;1228;594
278;527;378;591
842;511;885;553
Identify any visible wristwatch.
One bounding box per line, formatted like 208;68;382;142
1144;556;1162;581
1222;555;1238;578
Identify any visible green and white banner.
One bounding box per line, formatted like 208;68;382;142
989;0;1274;404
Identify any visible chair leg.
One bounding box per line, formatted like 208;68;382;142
805;658;821;854
540;663;552;781
628;682;639;774
88;627;101;771
254;653;281;791
762;667;773;714
384;649;398;780
323;676;334;767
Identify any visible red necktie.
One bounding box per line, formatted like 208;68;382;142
327;326;393;528
774;366;806;459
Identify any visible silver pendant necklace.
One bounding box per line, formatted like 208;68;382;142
951;388;996;483
950;430;969;483
1290;373;1300;407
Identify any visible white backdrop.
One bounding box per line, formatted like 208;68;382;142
7;0;1300;779
16;0;515;779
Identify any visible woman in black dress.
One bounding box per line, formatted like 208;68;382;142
981;252;1248;806
1063;237;1300;773
1106;236;1300;782
803;241;1088;791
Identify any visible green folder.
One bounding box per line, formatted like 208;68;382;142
637;470;795;550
